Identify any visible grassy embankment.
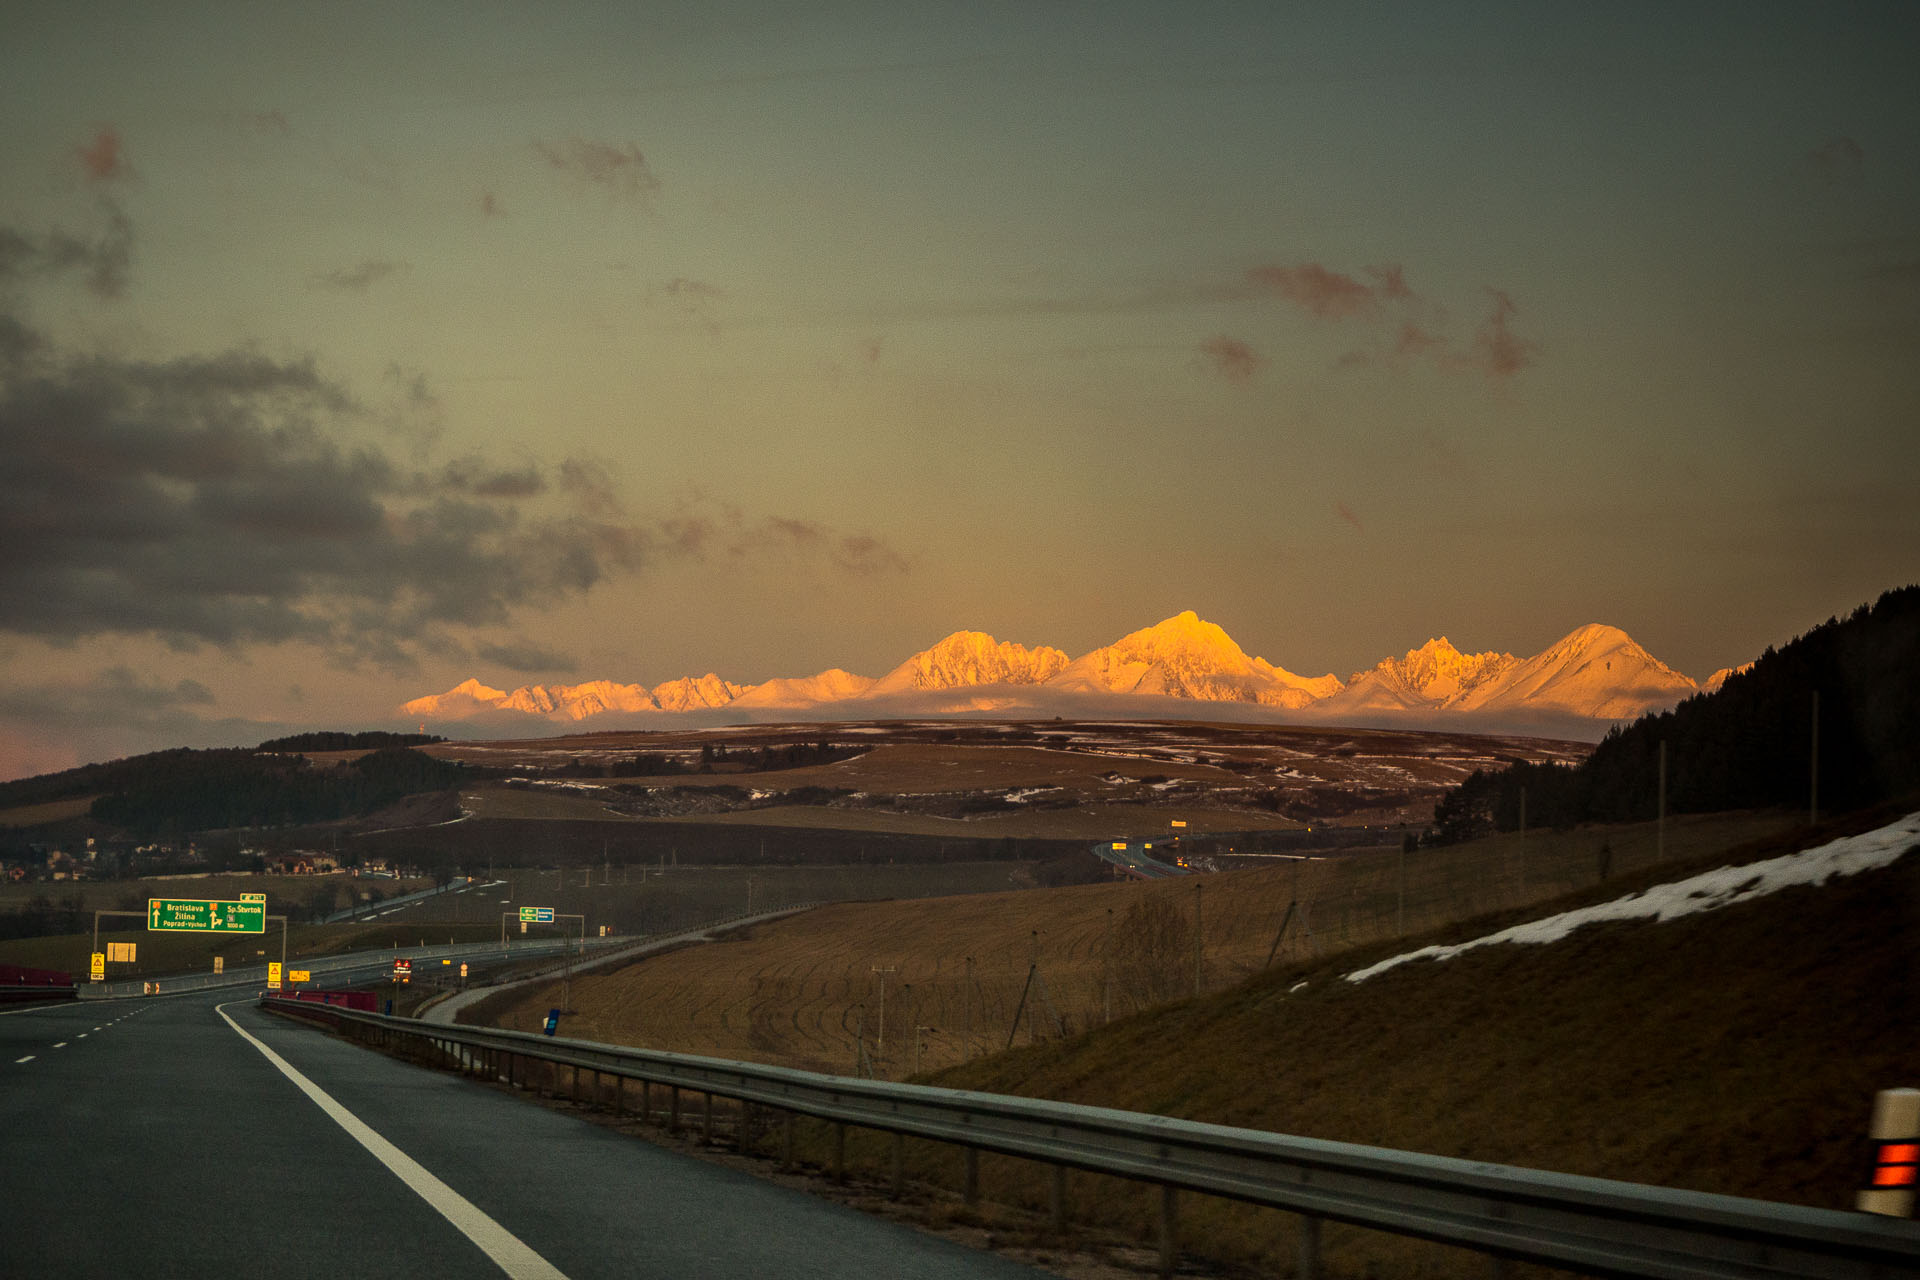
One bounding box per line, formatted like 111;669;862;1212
467;806;1915;1280
465;811;1791;1076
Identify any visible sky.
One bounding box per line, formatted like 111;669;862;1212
2;1;1917;778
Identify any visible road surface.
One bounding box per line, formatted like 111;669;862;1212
2;990;1044;1279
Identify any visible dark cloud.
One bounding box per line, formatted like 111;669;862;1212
0;318;649;665
441;457;546;498
655;500;909;576
0;199;133;299
476;640;577;674
1198;334;1261;382
533;138;660;203
1809;136;1864;185
76;126;134;183
313;260;406;292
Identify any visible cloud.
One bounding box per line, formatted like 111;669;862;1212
1335;501;1363;533
313;259;406;292
1198;334;1261;382
1394;322;1445;357
0;316;651;666
655;499;909;576
0;199;133;299
533;138;660;203
476;640;577;674
76;126;134;183
1809;136;1864;185
1247;263;1385;319
441;457;545;498
1457;289;1539;379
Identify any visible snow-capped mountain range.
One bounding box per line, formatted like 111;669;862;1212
403;611;1740;742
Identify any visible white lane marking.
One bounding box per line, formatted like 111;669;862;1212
14;1056;34;1064
51;1042;67;1049
215;1002;569;1280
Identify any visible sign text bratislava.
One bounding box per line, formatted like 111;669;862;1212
146;898;266;934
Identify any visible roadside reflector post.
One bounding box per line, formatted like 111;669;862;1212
1860;1087;1920;1217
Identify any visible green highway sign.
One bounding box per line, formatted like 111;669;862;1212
147;898;267;934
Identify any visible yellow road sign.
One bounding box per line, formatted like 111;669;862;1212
89;952;105;978
288;969;310;983
267;961;283;990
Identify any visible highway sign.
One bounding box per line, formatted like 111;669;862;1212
107;942;136;962
90;952;105;979
267;962;282;991
289;969;310;983
239;892;267;902
519;906;556;923
147;898;266;933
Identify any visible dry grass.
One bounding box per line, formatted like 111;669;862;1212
465;811;1794;1078
0;796;95;828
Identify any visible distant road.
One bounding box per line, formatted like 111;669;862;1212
2;990;1042;1279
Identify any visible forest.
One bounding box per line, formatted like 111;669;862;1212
1428;586;1920;843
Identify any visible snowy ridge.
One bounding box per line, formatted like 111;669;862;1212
1345;811;1920;984
402;611;1726;736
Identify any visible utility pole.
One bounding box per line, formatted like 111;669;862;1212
1518;784;1527;896
1657;740;1668;864
962;956;973;1061
1192;882;1204;999
870;965;896;1058
1810;690;1820;826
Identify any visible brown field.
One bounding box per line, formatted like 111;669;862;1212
0;796;94;828
464;810;1795;1077
440;720;1589;842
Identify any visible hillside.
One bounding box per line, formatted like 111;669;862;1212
1432;585;1920;839
463;805;1910;1278
462;809;1792;1075
902;806;1918;1277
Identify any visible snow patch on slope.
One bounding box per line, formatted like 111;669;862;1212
1345;811;1920;983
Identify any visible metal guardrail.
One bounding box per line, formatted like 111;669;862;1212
262;999;1920;1280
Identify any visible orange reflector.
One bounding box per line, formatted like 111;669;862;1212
1873;1164;1917;1188
1882;1143;1919;1164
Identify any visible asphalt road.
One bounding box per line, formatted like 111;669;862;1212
2;992;1045;1279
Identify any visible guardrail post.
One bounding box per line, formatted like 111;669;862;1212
1158;1184;1178;1279
703;1091;714;1144
669;1086;681;1134
963;1147;980;1207
613;1075;625;1116
834;1122;847;1183
641;1079;651;1124
891;1132;905;1198
783;1112;795;1171
1049;1165;1066;1233
1298;1213;1321;1280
